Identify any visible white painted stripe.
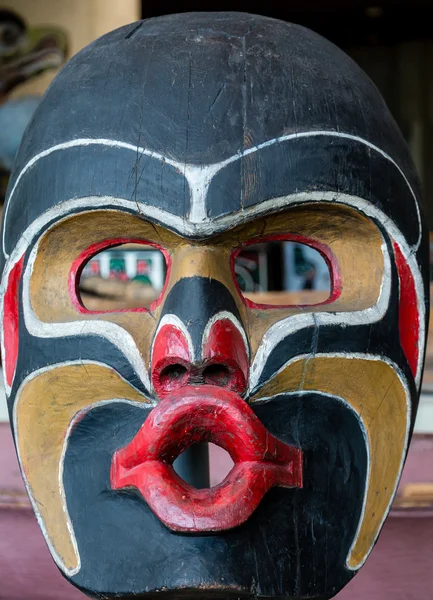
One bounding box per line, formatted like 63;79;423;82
251;352;410;571
3;132;422;256
22;241;152;392
152;313;196;364
201;311;249;361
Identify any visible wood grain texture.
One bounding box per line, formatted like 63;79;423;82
252;356;409;569
15;363;148;572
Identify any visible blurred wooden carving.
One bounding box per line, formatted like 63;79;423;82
79;277;159;311
0;8;67;101
0;9;68;176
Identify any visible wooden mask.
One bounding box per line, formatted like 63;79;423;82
0;12;429;600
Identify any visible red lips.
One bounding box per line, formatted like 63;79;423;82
111;386;303;532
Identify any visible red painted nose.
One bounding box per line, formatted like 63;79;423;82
151;317;249;398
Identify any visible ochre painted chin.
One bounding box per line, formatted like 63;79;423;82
111;385;303;532
13;363;149;574
251;355;410;570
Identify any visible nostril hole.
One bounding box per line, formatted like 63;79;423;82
203;363;230;387
159;363;188;390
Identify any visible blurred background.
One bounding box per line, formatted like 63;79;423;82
1;1;433;598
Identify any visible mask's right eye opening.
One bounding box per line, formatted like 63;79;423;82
232;237;339;308
74;239;169;312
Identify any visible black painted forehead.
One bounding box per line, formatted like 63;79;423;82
2;12;425;259
10;12;414;167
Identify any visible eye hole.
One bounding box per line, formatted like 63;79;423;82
233;239;335;308
75;240;168;312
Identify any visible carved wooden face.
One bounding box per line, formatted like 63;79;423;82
0;13;429;600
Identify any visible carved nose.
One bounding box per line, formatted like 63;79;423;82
151;316;249;398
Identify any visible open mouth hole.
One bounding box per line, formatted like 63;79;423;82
172;443;234;489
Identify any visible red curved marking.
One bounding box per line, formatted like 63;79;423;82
68;238;171;314
3;255;25;387
202;318;248;394
111;385;303;532
151;323;191;396
230;233;341;310
393;241;419;377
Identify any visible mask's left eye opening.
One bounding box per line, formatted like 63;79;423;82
70;238;170;313
231;235;340;308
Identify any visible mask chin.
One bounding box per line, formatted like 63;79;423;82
62;389;367;599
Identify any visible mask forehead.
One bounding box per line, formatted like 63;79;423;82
1;11;429;600
0;13;423;262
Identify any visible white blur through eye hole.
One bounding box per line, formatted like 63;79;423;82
77;243;167;311
234;241;331;306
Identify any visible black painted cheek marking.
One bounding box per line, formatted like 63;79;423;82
253;321;408;396
160;277;244;356
11;330;149;403
9;293;149;414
